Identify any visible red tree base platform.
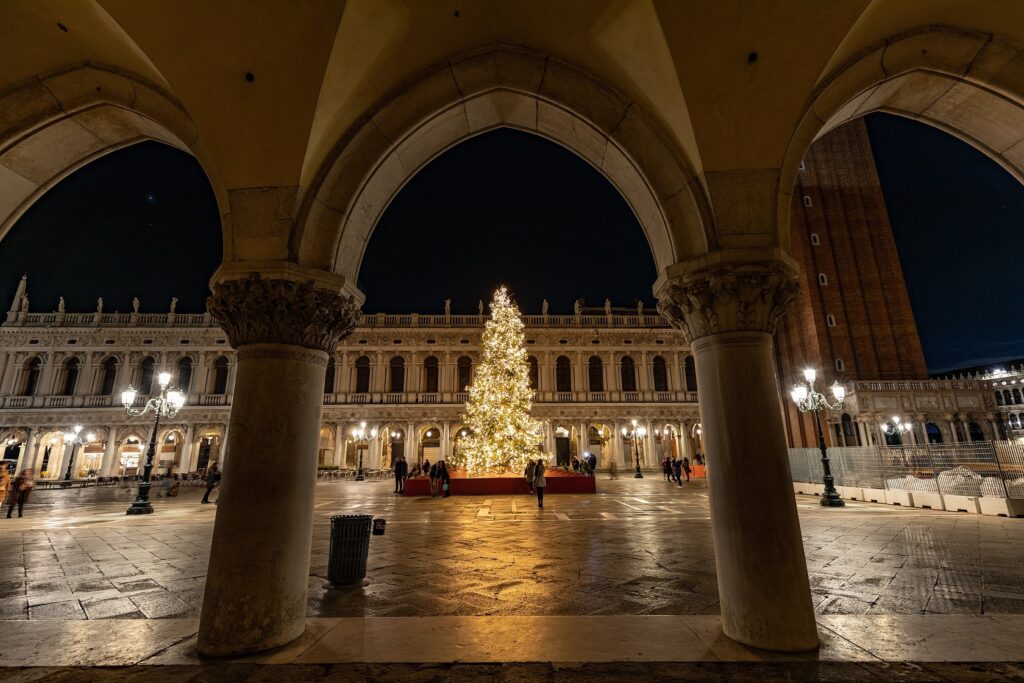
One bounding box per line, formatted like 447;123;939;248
403;470;596;496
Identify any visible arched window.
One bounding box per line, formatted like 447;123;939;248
99;357;118;396
926;422;943;444
684;355;697;392
457;356;472;391
139;357;156;395
588;356;604;392
1015;388;1023;405
528;356;539;390
996;391;1005;406
21;357;41;396
423;356;439;393
323;357;335;394
61;358;80;396
1003;390;1013;405
389;356;405;393
212;356;229;395
620;356;636;392
968;421;985;442
556;356;572;392
841;413;857;445
652;355;668;392
177;357;193;392
354;356;370;393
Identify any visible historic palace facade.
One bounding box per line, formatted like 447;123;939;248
0;298;704;478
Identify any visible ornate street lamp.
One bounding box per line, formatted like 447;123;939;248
881;415;913;441
61;424;95;486
621;419;647;479
121;371;186;515
790;368;846;508
350;421;377;481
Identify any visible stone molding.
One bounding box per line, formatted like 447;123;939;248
656;261;799;343
208;275;360;352
237;345;329;367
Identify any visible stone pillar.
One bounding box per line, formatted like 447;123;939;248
16;429;35;475
333;423;345;467
100;427;119;477
178;425;194;472
681;421;693;461
198;272;359;657
658;255;817;652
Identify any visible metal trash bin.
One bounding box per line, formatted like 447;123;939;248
328;514;373;585
372;518;387;535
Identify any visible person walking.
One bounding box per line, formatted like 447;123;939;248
672;456;683;486
524;459;536;494
608;459;618;480
682;456;691;483
588;452;597;476
533;459;546;508
428;460;439;497
439;460;451;498
662;456;672;481
394;456;407;494
422;458;430;479
5;468;34;518
201;464;220;504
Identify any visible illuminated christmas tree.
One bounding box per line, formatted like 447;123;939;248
458;287;542;474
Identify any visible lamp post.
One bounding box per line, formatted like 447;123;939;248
121;371;186;515
351;421;377;481
61;425;94;486
621;419;647;479
790;368;846;508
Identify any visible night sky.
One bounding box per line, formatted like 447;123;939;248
2;117;1022;374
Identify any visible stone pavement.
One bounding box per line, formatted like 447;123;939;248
2;478;1024;625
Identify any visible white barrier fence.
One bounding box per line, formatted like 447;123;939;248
789;442;1024;516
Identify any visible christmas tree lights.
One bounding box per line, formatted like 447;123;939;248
457;286;542;474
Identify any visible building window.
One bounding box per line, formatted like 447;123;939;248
423;356;439;393
835;358;845;372
61;358;80;396
212;356;229;395
389;356;405;393
20;358;41;396
1014;388;1023;405
818;273;828;286
588;356;604;392
354;356;370;394
620;356;636;392
177;357;193;392
457;356;473;391
802;195;813;207
556;356;572;392
810;233;820;245
139;357;156;395
684;355;697;392
826;314;836;327
652;355;668;392
528;356;539;390
99;357;118;396
323;357;335;393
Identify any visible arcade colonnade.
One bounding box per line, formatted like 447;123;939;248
6;2;1024;661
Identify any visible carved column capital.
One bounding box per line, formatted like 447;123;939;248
656;260;799;343
208;274;361;353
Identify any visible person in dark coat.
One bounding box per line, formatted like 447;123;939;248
428;461;439;497
533;460;546;508
6;469;34;518
525;459;536;493
682;456;691;482
439;460;451;498
662;457;672;481
587;452;597;475
201;464;220;504
394;456;407;494
422;459;430;478
672;457;683;486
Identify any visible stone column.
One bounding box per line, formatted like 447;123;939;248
658;255;817;652
100;427;119;477
333;423;345;467
178;425;194;472
198;272;359;657
16;429;35;475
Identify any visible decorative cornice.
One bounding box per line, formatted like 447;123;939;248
656;261;799;343
208;274;361;352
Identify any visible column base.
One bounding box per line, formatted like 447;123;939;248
634;471;644;479
126;502;154;515
820;493;846;507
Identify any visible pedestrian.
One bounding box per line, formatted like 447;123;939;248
571;456;580;473
672;457;683;486
533;459;546;508
394;456;407;494
168;473;181;497
428;461;439;497
525;459;536;493
682;456;691;483
588;452;597;476
439;460;451;498
608;459;618;480
5;468;34;518
201;464;220;504
662;456;672;481
422;458;430;479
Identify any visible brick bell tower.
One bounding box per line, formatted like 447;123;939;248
775;118;928;448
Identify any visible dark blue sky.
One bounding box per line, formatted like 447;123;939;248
2;116;1022;373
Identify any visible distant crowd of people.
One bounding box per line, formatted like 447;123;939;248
662;455;692;485
391;455;451;498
